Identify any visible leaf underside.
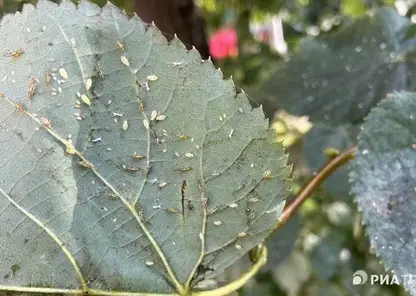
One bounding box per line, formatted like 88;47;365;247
264;8;416;125
0;0;291;295
350;92;416;295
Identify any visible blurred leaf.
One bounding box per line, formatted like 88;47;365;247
273;250;311;296
264;213;300;270
272;111;312;147
326;201;353;228
308;231;347;280
263;8;415;124
341;0;366;17
302;124;360;201
240;273;285;296
350;92;416;295
315;283;344;296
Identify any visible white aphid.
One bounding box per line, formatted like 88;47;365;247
213;221;223;226
147;75;158;81
81;94;91;106
121;56;130;66
235;244;242;250
112;112;123;117
237;232;247;238
150;110;157;121
168;61;183;66
76;91;81;97
145;261;154;266
248;197;260;203
229;203;238;208
185;152;194;158
122;120;128;131
85;78;92;91
238;107;243;113
174;151;180;157
159;182;168;188
143;119;150;130
59;68;68;79
156;114;166;121
262;170;272;179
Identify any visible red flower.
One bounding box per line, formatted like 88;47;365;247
208;27;238;59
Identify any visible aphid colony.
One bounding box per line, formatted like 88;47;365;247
3;41;273;253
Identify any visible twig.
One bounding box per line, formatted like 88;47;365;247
275;145;357;230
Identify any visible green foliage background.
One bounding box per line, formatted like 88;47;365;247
0;0;414;295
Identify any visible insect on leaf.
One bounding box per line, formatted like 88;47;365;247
0;1;291;295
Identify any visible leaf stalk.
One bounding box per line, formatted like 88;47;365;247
276;145;357;231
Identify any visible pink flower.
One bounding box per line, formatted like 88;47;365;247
208;27;238;59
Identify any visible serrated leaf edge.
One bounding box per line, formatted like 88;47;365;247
0;0;291;295
348;91;415;293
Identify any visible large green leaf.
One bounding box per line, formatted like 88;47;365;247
263;8;414;124
0;1;291;295
350;92;416;295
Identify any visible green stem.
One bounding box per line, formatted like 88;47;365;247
192;245;267;296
